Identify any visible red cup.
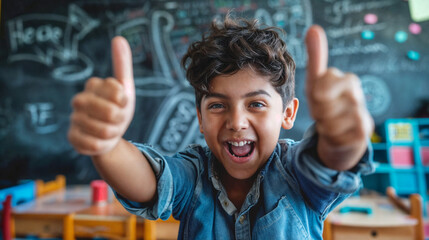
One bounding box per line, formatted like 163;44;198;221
90;180;108;206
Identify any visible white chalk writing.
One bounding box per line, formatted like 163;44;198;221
7;4;99;82
25;102;59;134
330;39;388;56
325;0;395;24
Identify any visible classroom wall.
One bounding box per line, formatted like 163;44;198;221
0;0;428;184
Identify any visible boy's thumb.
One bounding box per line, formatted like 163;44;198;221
305;25;328;85
111;36;135;97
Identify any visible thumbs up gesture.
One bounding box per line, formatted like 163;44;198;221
305;26;374;170
68;37;136;156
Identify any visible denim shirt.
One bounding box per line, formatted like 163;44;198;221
115;128;374;239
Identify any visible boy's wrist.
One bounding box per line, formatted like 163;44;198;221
92;138;125;162
317;136;368;171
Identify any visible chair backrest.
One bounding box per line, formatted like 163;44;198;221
386;186;424;240
323;187;425;240
410;194;424;240
142;215;180;240
36;175;66;197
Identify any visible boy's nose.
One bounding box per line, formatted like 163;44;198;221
226;108;249;132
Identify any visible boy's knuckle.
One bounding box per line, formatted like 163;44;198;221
72;94;84;108
106;78;121;89
326;67;343;78
111;91;123;105
85;77;100;90
105;111;115;123
100;126;114;139
105;107;121;123
89;140;102;152
345;72;358;80
347;92;359;106
100;128;109;139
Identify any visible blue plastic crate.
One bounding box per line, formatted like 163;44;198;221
0;180;36;210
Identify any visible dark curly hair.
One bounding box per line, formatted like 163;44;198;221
181;15;296;110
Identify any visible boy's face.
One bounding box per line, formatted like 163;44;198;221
197;68;298;180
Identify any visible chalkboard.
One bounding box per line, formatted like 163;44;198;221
1;0;428;184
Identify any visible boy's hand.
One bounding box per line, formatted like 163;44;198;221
305;25;374;170
68;36;135;156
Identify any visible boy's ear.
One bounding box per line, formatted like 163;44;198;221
282;98;299;130
196;107;204;133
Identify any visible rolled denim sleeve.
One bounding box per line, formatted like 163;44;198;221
293;124;374;193
290;124;375;216
113;142;175;220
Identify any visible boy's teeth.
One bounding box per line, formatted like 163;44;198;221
229;141;249;146
227;141;254;157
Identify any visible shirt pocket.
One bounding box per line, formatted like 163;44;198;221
253;196;310;239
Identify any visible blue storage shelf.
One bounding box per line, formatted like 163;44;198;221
374;163;392;173
372;143;387;150
362;118;429;213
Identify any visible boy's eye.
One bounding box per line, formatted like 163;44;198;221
249;102;265;108
208;103;224;109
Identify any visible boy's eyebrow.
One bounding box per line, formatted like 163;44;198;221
243;90;271;98
205;92;228;99
205;90;271;99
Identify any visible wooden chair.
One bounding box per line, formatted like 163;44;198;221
137;215;180;240
323;187;424;240
385;187;424;240
74;198;137;240
11;175;74;240
35;174;66;197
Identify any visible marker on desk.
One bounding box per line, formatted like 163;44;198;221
339;206;373;215
91;180;108;206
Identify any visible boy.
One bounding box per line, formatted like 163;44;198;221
68;16;374;239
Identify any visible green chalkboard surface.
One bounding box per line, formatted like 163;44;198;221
1;0;428;183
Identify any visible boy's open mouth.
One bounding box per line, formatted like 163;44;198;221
226;141;255;158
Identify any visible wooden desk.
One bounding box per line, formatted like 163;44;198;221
10;185;136;240
11;185;90;240
74;200;136;240
327;196;418;240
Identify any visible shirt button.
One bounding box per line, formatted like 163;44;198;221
239;215;246;224
223;201;228;207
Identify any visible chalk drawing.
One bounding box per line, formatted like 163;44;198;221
327;20;386;39
151;11;187;87
7;4;99;82
115;16;178;96
255;0;312;68
361;75;391;117
330;39;388;56
25;102;59;134
148;92;204;153
325;0;395;25
115;18;151;65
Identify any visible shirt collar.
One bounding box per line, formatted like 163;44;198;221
206;143;282;215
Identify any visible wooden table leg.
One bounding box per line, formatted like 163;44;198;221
63;214;75;240
125;215;137;240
